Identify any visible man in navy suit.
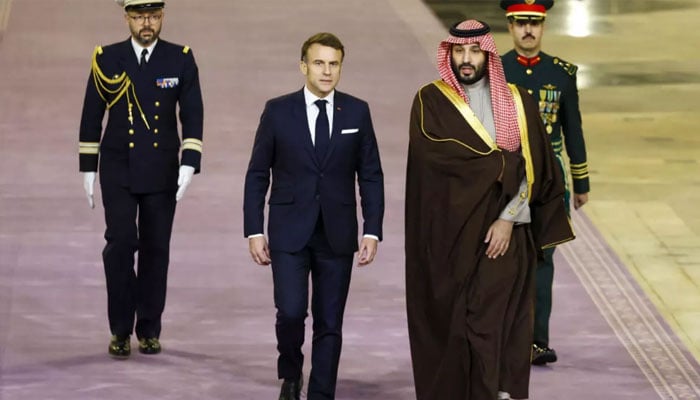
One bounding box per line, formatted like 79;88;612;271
79;0;203;358
243;32;384;400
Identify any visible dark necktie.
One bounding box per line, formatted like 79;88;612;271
139;48;148;69
314;99;330;161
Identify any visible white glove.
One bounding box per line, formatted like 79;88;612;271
82;172;96;209
176;165;195;201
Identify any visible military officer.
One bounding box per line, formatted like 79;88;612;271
500;0;590;366
78;0;203;358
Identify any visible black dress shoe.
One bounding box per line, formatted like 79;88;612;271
278;376;302;400
108;335;130;359
138;337;161;354
532;343;557;365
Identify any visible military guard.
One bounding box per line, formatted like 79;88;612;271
500;0;590;366
78;0;203;358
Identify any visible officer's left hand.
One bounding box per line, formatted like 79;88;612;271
573;192;589;210
176;165;195;201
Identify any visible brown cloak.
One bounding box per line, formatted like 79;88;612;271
405;82;573;399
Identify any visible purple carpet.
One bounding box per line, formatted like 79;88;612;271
0;0;698;399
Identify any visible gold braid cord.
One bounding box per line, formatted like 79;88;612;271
91;46;150;129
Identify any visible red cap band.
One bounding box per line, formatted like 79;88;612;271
506;4;546;16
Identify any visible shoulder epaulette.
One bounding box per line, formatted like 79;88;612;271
552;57;578;76
182;46;190;54
95;45;103;55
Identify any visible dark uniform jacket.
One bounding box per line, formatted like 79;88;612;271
502;50;589;194
79;38;203;194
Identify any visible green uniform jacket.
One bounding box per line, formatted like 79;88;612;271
502;50;589;195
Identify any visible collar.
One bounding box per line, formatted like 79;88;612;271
130;37;158;60
303;86;335;108
516;54;541;67
462;75;489;93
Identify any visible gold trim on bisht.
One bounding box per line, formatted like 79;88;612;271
508;83;534;202
432;80;498;153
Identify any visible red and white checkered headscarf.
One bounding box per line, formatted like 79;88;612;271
437;20;521;152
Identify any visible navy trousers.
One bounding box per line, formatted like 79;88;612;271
270;218;354;400
100;181;177;339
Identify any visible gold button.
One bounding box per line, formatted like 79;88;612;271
520;192;527;199
526;69;533;75
154;128;159;134
155;101;160;107
153;142;159;148
129;142;134;148
154;115;159;121
527;89;533;95
128;129;134;135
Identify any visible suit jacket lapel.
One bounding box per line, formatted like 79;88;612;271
149;39;162;62
320;92;344;167
291;89;318;167
120;39;139;80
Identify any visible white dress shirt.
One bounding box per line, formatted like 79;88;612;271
303;85;334;145
130;38;157;64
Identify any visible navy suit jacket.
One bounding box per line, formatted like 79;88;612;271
243;89;384;255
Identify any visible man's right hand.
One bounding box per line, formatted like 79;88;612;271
573;192;589;210
249;236;271;265
82;172;96;209
484;218;514;259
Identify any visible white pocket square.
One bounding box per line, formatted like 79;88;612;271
341;128;359;134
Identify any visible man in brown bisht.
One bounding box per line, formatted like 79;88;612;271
405;19;574;400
